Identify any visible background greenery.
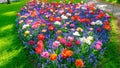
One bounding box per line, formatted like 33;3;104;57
104;0;120;4
0;0;120;68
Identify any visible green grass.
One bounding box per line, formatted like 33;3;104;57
104;0;120;4
0;0;120;68
0;0;33;68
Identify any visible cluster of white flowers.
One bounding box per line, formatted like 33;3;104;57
80;36;94;45
66;13;72;16
91;20;103;25
81;6;87;10
54;21;61;25
19;20;24;24
61;15;68;19
73;31;80;36
22;24;30;30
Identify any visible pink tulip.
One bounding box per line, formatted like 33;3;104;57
68;36;74;41
32;24;37;29
89;28;93;31
75;40;81;45
95;44;101;50
41;51;50;58
59;38;66;44
70;24;75;27
96;41;102;46
64;24;67;27
53;41;60;47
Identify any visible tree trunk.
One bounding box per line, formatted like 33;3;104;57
7;0;10;4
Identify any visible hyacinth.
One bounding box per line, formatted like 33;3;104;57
16;1;111;68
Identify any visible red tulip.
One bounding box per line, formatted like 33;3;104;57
55;17;61;21
49;16;54;22
35;46;43;54
38;34;45;41
90;11;95;14
65;41;72;47
29;40;35;45
48;25;54;31
37;40;44;47
68;9;73;13
74;15;79;20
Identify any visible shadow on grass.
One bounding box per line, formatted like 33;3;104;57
0;20;33;68
0;1;34;68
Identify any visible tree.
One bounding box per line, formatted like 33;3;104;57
7;0;10;4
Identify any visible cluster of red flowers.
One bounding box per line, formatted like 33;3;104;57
103;21;111;30
35;34;45;54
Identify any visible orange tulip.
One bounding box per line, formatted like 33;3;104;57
75;59;84;67
50;54;57;61
57;36;62;41
103;21;111;30
103;25;111;30
62;48;73;59
49;16;54;22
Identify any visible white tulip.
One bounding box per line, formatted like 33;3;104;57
22;24;30;29
61;15;68;20
73;31;80;36
54;21;61;25
87;36;93;41
66;13;72;16
96;20;103;25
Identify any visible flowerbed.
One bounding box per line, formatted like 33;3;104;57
16;2;111;68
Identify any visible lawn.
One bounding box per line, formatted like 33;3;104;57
103;0;120;4
0;0;120;68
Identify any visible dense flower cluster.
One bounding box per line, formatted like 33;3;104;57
16;1;111;68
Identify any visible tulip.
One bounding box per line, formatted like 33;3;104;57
70;24;75;28
56;30;62;34
65;41;72;47
62;48;73;59
55;17;61;21
38;34;45;41
41;23;46;27
96;41;102;46
73;31;80;36
75;59;84;67
37;40;44;47
57;36;62;41
68;36;74;41
24;30;30;35
95;44;101;50
53;41;60;47
50;54;57;61
54;21;61;25
41;51;49;58
75;40;81;45
35;46;43;54
29;40;35;45
42;29;47;33
48;25;54;31
59;38;66;44
49;16;54;22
